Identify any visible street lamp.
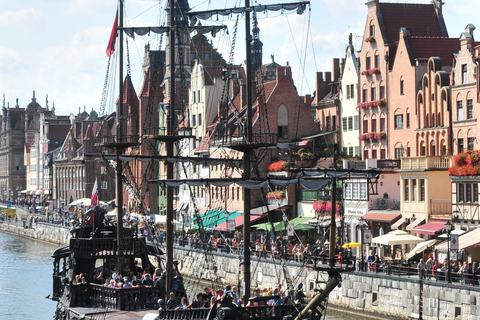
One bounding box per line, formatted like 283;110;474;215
445;220;452;283
357;217;368;272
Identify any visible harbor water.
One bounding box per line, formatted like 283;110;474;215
0;231;368;320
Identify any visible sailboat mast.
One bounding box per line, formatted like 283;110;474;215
116;0;125;265
165;0;175;296
243;0;253;301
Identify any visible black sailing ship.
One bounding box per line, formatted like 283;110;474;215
50;1;380;320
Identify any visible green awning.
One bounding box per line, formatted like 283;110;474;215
288;217;312;226
193;210;242;230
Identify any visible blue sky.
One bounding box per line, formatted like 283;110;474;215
0;0;478;115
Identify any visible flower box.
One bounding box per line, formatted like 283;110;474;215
267;160;289;172
365;36;376;43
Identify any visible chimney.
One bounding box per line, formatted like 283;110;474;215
315;72;324;104
366;0;379;14
431;0;443;16
340;58;345;74
465;24;476;41
333;58;340;82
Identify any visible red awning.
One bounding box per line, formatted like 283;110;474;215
214;214;262;231
411;223;445;236
362;212;401;223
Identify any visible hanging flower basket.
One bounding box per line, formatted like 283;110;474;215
266;190;285;199
365;36;376;43
450;150;480;176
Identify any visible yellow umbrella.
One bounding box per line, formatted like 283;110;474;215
342;242;361;248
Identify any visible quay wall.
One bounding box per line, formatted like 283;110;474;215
1;221;479;320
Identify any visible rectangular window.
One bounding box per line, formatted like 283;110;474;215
347;84;354;99
380;118;385;132
380;149;386;159
404;179;409;201
458;138;464;154
326;116;331;131
400;80;405;95
362;89;368;102
380;86;385;99
360;182;367;200
198;114;202;126
342;118;348;131
363;119;368;134
458;183;465;202
344;183;351;199
395;147;404;159
101;181;108;189
395;114;403;129
192;114;196;126
354;116;359;130
355;147;360;157
352;183;359;199
363;150;369;159
332;115;337;131
343;147;347;155
474;184;478;203
371;87;376;101
375;55;380;69
348;117;353;131
407;147;411;157
468;137;475;150
371;119;377;132
349;147;354;157
278;126;288;139
372;149;377;159
370;25;375;37
466;183;472;202
420;179;425;201
457;101;464;121
366;57;371;70
467;99;473;119
462;64;468;84
406;113;410;128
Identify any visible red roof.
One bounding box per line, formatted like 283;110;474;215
411;223;445;236
362;212;400;223
379;3;447;44
407;37;459;65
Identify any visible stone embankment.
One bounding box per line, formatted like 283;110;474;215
1;216;479;320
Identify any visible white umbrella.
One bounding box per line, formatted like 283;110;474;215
405;239;436;259
68;198;107;207
372;230;425;246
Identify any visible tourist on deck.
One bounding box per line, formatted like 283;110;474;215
425;258;433;280
417;258;426;279
142;273;154;287
122;277;132;288
188;292;205;308
166;292;181;310
367;251;376;272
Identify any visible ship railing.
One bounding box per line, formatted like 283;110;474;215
75;283;162;310
157;308;211;320
70;237;146;258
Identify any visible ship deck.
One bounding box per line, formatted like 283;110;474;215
68;307;157;320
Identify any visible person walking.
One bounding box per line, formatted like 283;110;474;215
418;258;426;280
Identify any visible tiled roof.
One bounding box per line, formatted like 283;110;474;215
407;37;459;65
379;3;447;44
194;130;210;154
139;68;163;98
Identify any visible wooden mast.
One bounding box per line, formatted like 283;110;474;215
165;0;176;296
116;0;125;267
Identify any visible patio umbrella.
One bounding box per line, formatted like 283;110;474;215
342;242;361;248
68;198;107;207
372;230;424;246
405;239;436;259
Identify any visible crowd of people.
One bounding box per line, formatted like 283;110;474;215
417;258;480;284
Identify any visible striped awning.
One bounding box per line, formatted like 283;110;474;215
362;212;401;223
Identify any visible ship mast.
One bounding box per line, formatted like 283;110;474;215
165;0;175;295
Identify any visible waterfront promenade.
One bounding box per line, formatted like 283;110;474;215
1;212;480;319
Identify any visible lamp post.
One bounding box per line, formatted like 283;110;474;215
357;217;367;272
445;220;452;283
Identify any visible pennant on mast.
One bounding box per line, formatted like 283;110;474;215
106;9;118;56
91;178;99;208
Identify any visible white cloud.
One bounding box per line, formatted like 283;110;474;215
0;47;24;72
0;8;41;27
323;0;364;18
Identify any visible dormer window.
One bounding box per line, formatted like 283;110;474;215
462;64;467;84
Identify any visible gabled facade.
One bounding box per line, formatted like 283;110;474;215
358;0;448;160
339;34;360;158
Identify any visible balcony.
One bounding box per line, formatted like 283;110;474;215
401;156;453;170
430;199;452;215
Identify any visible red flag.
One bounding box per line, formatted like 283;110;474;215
91;178;99;208
106;9;118;56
